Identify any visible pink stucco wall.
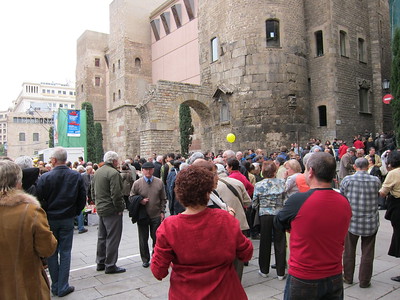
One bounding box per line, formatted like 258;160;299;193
151;0;200;84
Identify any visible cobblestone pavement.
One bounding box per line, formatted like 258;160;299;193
51;210;400;299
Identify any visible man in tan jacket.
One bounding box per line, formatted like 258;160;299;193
131;161;167;268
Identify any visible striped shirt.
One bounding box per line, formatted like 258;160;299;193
340;171;381;236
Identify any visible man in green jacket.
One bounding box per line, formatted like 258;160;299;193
91;151;126;274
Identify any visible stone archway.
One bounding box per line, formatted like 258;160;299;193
135;80;214;157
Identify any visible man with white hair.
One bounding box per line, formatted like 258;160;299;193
91;151;126;274
153;155;163;178
15;156;39;196
36;147;86;297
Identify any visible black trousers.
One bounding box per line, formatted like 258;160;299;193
137;216;161;263
259;215;286;276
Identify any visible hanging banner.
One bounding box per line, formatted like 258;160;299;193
53;112;59;145
67;110;81;137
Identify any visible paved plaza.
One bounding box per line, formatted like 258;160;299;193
54;210;400;300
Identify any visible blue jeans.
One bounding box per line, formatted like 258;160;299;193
48;218;74;296
284;273;343;300
76;211;85;231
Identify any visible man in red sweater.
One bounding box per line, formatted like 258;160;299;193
275;152;352;300
226;158;254;198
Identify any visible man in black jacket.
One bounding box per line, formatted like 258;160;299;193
36;147;86;297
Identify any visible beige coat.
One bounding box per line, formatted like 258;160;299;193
0;190;57;300
216;174;251;231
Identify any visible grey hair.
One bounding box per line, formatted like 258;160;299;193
52;147;68;163
14;156;33;169
103;151;119;164
355;157;369;169
179;162;189;171
223;150;235;159
77;165;86;173
0;160;22;194
189;152;204;164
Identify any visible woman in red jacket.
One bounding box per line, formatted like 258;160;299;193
151;165;253;300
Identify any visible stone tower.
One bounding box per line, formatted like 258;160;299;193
198;0;310;150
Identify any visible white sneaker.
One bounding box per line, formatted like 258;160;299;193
278;275;287;281
258;270;268;278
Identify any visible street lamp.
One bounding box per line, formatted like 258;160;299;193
382;79;390;90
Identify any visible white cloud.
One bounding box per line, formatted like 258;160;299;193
0;0;111;111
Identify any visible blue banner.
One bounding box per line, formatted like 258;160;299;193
67;110;81;137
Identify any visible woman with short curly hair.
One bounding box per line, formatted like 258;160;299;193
151;166;253;299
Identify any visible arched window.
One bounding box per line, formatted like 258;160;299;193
266;19;280;47
135;57;141;68
118;89;121;100
318;105;327;127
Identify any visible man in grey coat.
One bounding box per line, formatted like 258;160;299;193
91;151;126;274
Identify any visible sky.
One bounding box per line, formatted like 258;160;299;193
0;0;112;111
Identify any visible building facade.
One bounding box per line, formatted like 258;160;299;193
6;81;76;159
76;0;392;158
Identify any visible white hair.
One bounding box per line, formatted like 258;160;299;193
52;147;67;163
14;156;33;169
103;151;119;164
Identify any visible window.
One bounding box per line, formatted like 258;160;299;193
118;60;121;69
359;87;369;113
211;37;219;62
135;58;141;68
112;63;115;72
339;30;347;57
358;38;366;62
95;76;101;86
183;0;195;20
118;89;121;99
95;58;100;67
315;30;324;57
160;12;170;35
59;104;63;108
63;91;66;95
220;102;230;122
19;132;25;142
33;133;39;142
171;4;182;28
150;19;161;41
113;92;116;102
318;106;327;126
81;84;84;93
266;19;280;47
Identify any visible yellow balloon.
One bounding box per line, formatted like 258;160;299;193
226;133;236;143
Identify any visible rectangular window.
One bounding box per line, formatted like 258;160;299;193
266;20;280;47
160;12;171;35
95;58;100;67
358;38;366;62
340;30;347;57
171;4;182;28
359;87;369;113
95;76;101;86
183;0;195;21
211;37;219;62
19;132;25;142
151;19;161;41
315;30;324;57
318;106;327;126
33;133;39;142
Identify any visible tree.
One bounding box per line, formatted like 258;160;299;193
48;126;54;148
392;28;400;144
81;102;96;162
179;103;194;156
94;122;104;163
0;144;6;156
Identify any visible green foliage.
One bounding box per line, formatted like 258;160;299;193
81;102;96;162
48;126;54;148
392;28;400;143
179;103;194;156
94;122;104;163
0;144;6;156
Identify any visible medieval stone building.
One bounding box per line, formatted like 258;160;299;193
76;0;392;159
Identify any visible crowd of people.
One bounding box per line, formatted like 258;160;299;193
1;130;400;299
